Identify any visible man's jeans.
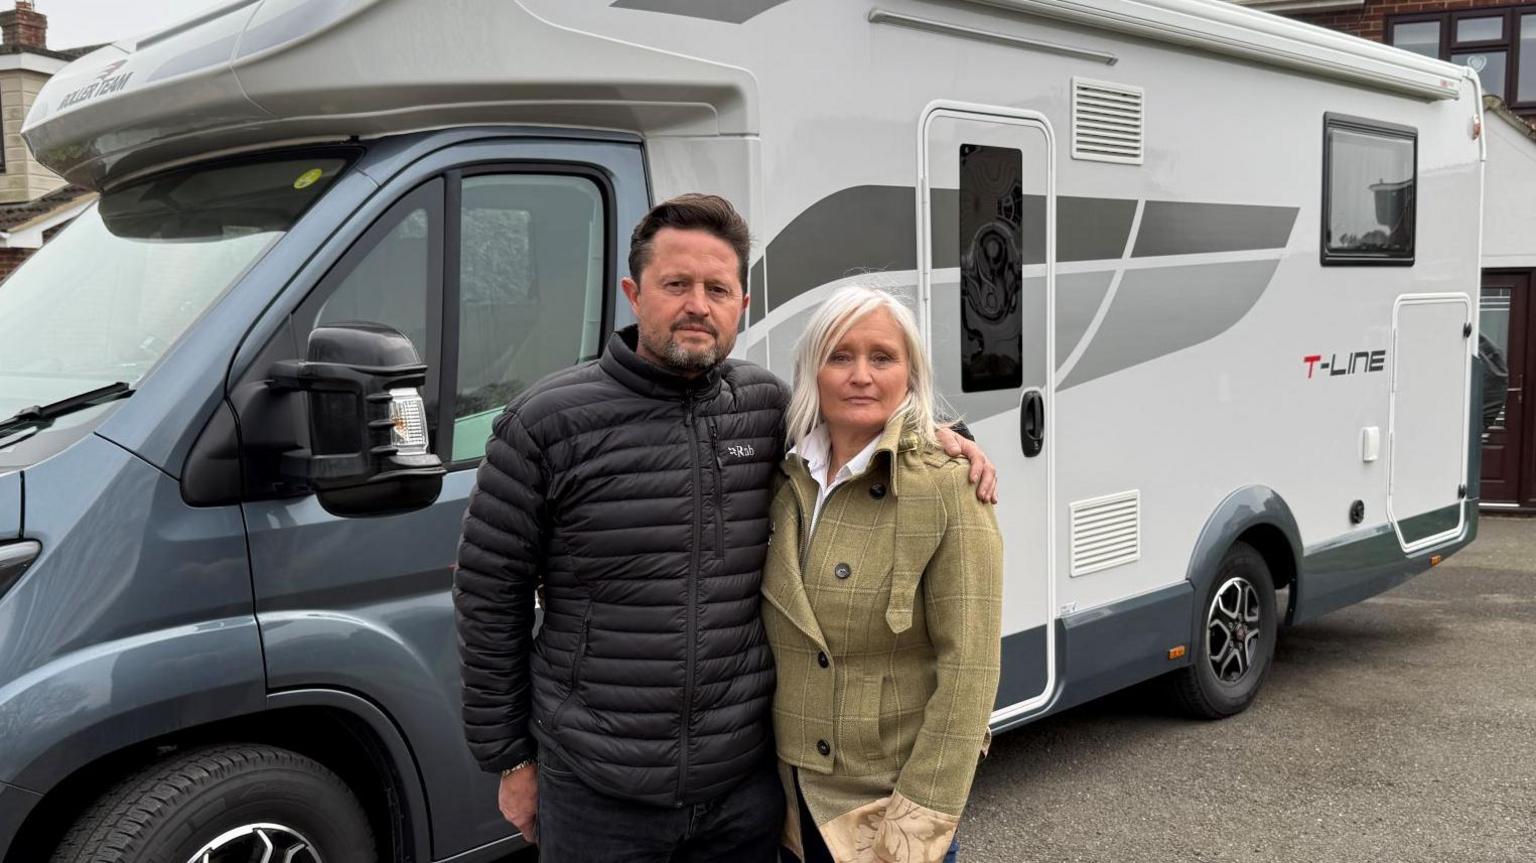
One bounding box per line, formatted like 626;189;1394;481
536;747;783;862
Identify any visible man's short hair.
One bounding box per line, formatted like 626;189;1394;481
628;193;751;293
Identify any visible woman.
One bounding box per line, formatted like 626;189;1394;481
762;286;1003;863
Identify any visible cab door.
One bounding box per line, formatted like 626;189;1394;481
235;135;648;857
920;105;1056;721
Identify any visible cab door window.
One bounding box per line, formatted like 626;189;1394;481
299;178;445;453
448;172;609;463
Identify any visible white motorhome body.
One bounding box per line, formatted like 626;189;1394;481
8;0;1483;857
28;0;1483;727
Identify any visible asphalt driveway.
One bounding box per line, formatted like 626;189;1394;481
962;516;1536;862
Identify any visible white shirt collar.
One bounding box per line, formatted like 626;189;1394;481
791;424;883;527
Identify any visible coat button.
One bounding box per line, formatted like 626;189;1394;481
816;739;831;756
817;651;829;668
869;483;886;499
834;562;851;579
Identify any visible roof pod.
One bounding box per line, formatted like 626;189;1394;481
23;0;759;190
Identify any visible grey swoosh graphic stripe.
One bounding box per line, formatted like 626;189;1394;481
1058;260;1281;391
764;186;919;314
764;186;1139;314
1133;201;1298;257
1054;271;1116;369
1059;196;1138;262
759;187;1291;398
610;0;792;23
747;258;766;327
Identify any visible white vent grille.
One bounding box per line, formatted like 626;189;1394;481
1070;491;1141;576
1072;78;1144;165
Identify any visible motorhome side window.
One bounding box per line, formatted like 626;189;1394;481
451;172;609;463
959;143;1024;392
1322;115;1417;265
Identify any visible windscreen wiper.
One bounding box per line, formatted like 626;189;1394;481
0;381;133;437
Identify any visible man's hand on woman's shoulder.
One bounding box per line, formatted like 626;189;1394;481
935;425;998;504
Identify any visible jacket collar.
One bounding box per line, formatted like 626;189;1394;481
871;415;917;498
789;413;917;495
599;325;723;401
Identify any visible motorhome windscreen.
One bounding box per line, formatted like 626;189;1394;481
0;155;348;416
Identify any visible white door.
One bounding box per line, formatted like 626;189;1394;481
1389;293;1473;551
920;104;1055;720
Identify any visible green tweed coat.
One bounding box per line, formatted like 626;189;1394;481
763;417;1003;863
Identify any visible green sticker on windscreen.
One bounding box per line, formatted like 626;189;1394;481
293;168;324;190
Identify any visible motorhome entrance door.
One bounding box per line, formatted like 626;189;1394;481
920;105;1055;721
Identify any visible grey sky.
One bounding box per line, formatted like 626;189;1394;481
36;0;227;52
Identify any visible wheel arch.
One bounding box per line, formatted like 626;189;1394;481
5;691;431;863
1186;486;1302;642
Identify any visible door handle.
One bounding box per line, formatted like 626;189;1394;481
1021;390;1045;458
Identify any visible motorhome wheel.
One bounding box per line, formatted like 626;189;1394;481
49;744;375;863
1170;541;1278;719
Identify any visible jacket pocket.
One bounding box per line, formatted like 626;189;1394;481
855;670;893;767
549;605;593;731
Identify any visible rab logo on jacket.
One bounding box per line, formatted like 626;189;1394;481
724;444;756;460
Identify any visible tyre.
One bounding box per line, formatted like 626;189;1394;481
50;743;376;863
1170;541;1278;719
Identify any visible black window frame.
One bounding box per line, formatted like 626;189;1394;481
1320;113;1418;268
439;161;617;469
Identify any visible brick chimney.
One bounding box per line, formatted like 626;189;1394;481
0;1;46;52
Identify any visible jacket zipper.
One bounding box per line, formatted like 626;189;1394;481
708;418;725;562
550;606;592;730
679;394;701;804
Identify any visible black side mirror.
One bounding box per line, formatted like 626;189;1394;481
268;322;444;516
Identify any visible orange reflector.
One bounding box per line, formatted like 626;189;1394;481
1430;555;1443;567
1168;645;1187;660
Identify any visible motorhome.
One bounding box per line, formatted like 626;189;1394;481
0;0;1486;860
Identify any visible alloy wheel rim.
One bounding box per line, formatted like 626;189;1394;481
185;823;321;863
1206;575;1262;684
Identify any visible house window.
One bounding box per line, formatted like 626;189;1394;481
1391;20;1441;58
1322;115;1417;266
1388;5;1536;111
1521;15;1536;101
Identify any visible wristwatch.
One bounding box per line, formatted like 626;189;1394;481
500;759;536;778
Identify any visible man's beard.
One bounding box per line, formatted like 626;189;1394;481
641;318;732;374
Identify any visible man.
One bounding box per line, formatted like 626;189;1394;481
453;194;996;861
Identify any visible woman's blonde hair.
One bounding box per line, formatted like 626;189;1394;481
784;286;941;451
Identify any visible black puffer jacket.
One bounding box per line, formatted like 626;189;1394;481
454;326;787;806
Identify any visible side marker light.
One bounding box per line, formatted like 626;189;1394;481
1168;645;1187;660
